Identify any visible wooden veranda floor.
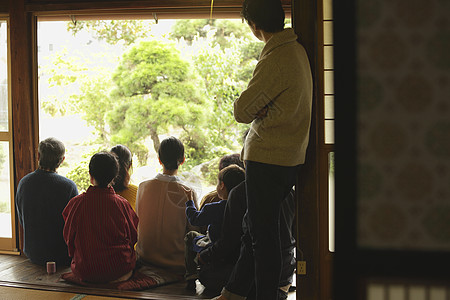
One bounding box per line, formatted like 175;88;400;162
0;254;296;299
0;254;212;299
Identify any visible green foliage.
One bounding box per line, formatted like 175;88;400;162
187;27;257;150
67;20;154;46
71;75;115;142
107;40;207;163
0;201;9;213
39;48;89;117
213;20;254;48
199;157;221;186
329;152;335;175
170;19;252;48
170;19;211;43
0;144;6;170
67;159;90;193
169;19;262;151
112;40;190;97
66;146;106;192
47;19;260;175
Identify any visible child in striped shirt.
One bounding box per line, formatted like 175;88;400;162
63;152;139;283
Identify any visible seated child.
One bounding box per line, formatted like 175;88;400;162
62;152;139;283
184;164;245;289
135;136;198;276
198;153;244;210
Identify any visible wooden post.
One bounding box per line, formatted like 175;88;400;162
10;0;38;252
292;0;321;299
10;0;37;186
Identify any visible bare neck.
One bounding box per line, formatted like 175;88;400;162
162;167;178;176
261;30;274;43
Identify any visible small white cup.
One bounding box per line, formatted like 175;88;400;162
46;261;56;274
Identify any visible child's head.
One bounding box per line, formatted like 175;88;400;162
216;164;245;200
158;136;185;171
219;153;244;170
241;0;285;33
89;152;119;188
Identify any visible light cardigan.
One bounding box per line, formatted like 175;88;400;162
135;173;197;275
234;28;313;166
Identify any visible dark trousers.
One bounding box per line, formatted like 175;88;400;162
198;262;235;294
225;160;298;300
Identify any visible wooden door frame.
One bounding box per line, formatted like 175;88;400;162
8;0;330;299
293;0;331;300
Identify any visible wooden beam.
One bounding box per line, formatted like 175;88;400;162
25;0;292;13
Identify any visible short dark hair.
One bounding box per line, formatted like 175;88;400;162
111;145;133;192
219;153;244;170
158;136;185;171
241;0;285;33
38;137;65;171
89;152;119;188
218;164;245;192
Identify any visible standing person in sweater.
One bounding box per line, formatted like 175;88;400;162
200;181;296;299
15;137;78;267
63;152;138;283
216;0;313;299
111;144;138;210
184;164;245;290
135;136;198;276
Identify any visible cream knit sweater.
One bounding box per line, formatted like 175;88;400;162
135;174;197;275
234;28;313;166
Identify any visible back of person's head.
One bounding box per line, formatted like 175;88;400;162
158;136;185;171
241;0;285;33
219;153;245;170
110;144;132;192
218;164;246;192
38;137;65;171
89;152;119;188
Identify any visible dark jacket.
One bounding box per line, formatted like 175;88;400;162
186;199;227;243
199;181;247;264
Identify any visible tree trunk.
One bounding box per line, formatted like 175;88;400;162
149;127;160;153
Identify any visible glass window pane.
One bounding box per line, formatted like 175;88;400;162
325;70;334;94
324;21;333;45
0;141;12;238
429;287;446;300
367;284;385;300
0;21;8;132
323;0;333;20
325;95;334;119
328;152;335;252
324;45;334;70
409;286;426;300
388;285;406;300
325;120;335;144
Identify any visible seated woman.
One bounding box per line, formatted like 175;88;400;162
63;152;139;283
111;144;138;210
